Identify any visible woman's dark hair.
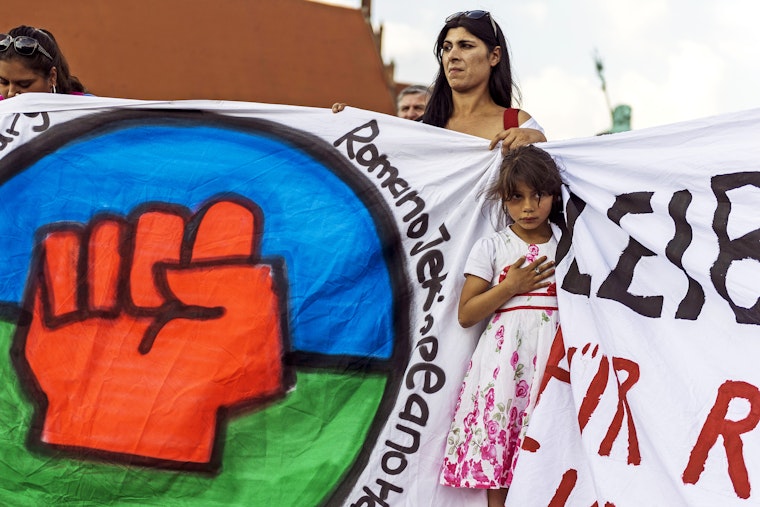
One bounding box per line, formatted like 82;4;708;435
487;145;564;224
1;26;86;94
422;12;520;128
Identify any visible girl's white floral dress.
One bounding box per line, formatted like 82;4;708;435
440;225;559;489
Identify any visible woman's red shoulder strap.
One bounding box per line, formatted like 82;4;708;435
503;108;520;129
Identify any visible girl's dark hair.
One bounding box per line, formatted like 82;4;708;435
487;145;564;224
422;12;520;128
1;26;86;94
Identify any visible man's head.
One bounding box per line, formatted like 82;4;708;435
396;85;430;121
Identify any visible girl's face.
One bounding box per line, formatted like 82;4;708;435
504;180;554;241
0;59;55;98
441;27;500;93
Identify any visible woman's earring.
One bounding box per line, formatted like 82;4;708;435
52;84;57;94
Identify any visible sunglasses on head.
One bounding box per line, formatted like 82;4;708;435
445;10;498;39
0;34;53;60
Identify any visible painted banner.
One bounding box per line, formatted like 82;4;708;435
0;95;758;506
507;109;760;507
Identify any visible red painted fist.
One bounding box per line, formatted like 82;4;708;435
20;198;287;464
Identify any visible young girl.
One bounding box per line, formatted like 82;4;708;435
440;145;563;506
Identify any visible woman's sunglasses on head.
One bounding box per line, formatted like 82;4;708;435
0;34;53;60
445;10;498;39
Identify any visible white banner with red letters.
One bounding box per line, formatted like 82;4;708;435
506;109;760;507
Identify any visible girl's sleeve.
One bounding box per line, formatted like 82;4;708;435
463;236;496;283
519;115;545;134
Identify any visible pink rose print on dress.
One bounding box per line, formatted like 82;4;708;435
510;351;519;369
470;461;489;484
515;379;530;398
495;325;505;351
493;462;505;484
492;366;500;380
509;405;518;426
486;419;501;441
506;430;519;456
464;410;477;433
497;429;507;446
485;387;495;413
454;379;468;413
511;453;520;473
464;397;479;429
501;441;511;464
506;467;515;486
511;419;522;440
457;436;471;464
526;244;539;262
480;440;497;462
441;462;459;486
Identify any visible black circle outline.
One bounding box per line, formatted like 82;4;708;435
1;108;411;506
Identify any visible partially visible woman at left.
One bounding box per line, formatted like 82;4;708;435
0;25;87;99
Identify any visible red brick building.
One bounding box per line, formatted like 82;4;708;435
5;0;398;114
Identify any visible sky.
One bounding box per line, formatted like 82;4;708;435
315;0;760;141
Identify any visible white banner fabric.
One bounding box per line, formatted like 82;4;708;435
0;95;758;507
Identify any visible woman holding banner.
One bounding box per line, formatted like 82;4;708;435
422;11;545;153
0;25;87;99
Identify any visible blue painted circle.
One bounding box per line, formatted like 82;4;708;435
0;118;397;360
